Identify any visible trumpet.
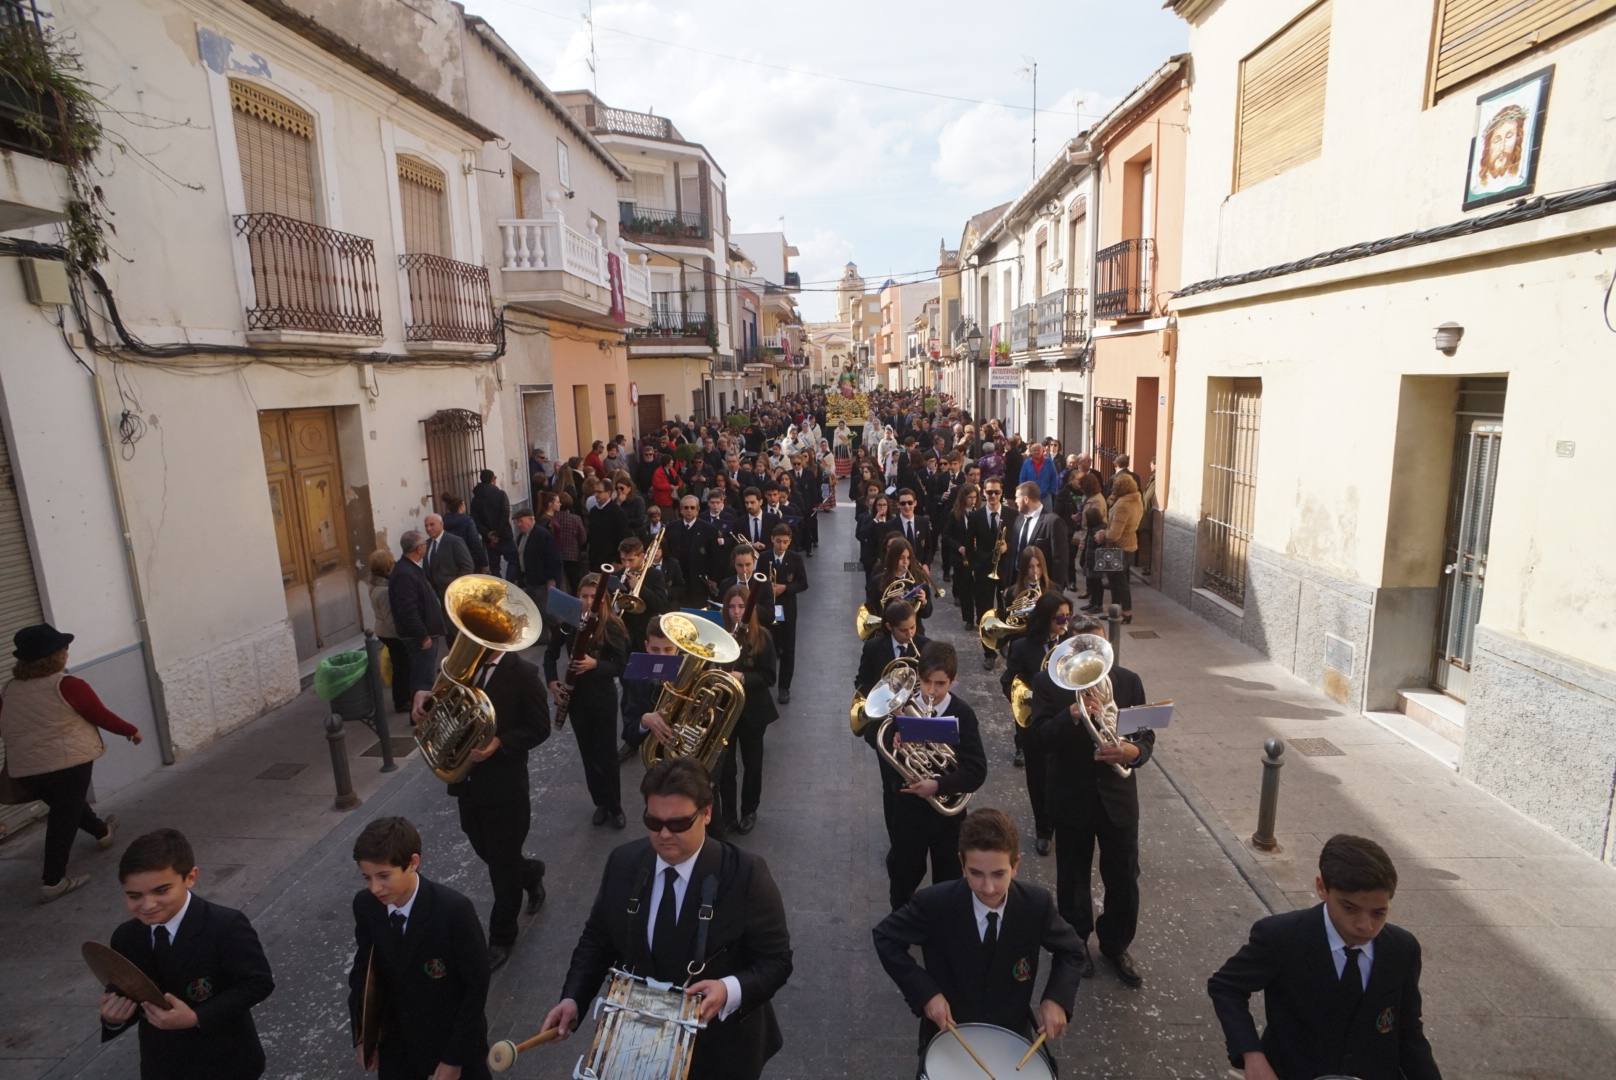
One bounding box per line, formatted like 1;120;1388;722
1047;633;1130;777
985;519;1008;581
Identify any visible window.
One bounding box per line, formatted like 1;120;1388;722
1233;0;1332;191
632;170;664;209
1068;212;1086;288
556;138;571;189
605;384;619;440
680;175;702;219
422;409;487;508
397;156;449;256
1429;0;1614;100
1200;379;1263;607
1035;236;1047;296
230;80;317;219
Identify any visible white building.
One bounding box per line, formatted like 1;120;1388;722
1166;0;1616;862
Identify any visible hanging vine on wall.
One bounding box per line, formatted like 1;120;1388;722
0;15;111;268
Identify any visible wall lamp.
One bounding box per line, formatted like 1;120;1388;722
1434;322;1465;355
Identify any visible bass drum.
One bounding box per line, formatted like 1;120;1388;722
921;1023;1053;1079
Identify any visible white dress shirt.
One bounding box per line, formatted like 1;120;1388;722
648;844;743;1020
970;890;1006;941
152;890;193;949
1322;903;1374;989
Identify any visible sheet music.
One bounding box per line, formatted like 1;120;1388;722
1116;702;1174;735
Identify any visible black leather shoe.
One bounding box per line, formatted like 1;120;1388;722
611;810;627;830
591;806;609;826
1076;942;1095;979
1035;836;1051;857
487;944;512;972
982;654;995;671
735;813;757;835
525;867;547;915
617;743;637;764
778;688;791;704
1106;950;1143;988
1012;749;1025;769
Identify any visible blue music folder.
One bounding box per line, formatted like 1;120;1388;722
625;652;681;682
545;589;583;628
895;715;959;745
679;606;723;625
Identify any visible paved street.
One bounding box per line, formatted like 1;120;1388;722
6;506;1613;1079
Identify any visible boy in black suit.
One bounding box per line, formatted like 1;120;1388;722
447;653;550;972
1208;835;1442;1080
348;816;491;1080
537;759;793;1080
98;829;275;1080
874;808;1083;1072
763;523;808;703
865;641;987;910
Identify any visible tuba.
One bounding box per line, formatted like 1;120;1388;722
978;580;1042;654
1047;633;1129;777
415;574;544;783
865;662;972;816
640;613;746;773
855;573;919;641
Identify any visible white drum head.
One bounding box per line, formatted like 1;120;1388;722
922;1023;1052;1080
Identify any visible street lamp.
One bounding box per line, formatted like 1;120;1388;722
966;324;983;361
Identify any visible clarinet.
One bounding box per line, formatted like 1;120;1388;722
554;563;614;730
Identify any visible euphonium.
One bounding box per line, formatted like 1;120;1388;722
849;655;917;736
640;613;746;773
613;527;664;616
415;574;544;783
868;665;971;816
1047;633;1129;778
978;580;1042;654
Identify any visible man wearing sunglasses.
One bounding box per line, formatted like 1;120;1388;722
891;488;934;569
539;759;794;1079
966;482;1018;670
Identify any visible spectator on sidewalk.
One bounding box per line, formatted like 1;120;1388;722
441;495;488;573
1107;453;1140;501
0;623;141;903
98;828;275;1077
1095;474;1142;623
1208;834;1442;1080
550;492;588;594
390;530;444;721
423;514;475;601
471;470;514;578
367;550;411;715
1019;441;1061;504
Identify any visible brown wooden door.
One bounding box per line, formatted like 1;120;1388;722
637;394;665;434
260;408;360;660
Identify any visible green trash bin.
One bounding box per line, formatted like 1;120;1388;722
315;650;371;720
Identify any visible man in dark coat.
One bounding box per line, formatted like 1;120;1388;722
538;760;793;1080
586;480;629;573
389;530;444;714
441;495;488;572
470;470;513;577
1008;481;1070;588
666;494;719;606
424;514;475;598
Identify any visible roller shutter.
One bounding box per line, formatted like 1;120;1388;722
0;419;47;840
1430;0;1616;101
1234;1;1332;192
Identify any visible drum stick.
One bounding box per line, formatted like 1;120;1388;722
511;1028;562;1054
1016;1032;1048;1071
947;1022;997;1080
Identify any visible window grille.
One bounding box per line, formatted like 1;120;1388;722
1201;379;1262;606
1095;397;1131;476
422;409;487;507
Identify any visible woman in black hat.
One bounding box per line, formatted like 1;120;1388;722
0;624;141;902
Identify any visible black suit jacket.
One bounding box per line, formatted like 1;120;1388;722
560;839;793;1080
446;654;549;805
348;877;490;1078
1008;508;1070;587
102;894;274;1080
543;620;627;715
1032;664;1152;826
471;482;513;544
667;518;719;603
855;632;930;697
426;532;476;593
515;524;562;589
966;506;1017;576
587;502;629;569
889;514;934;564
864;691;987;803
388;555;445;644
763;550;808;625
718;575;775;627
730;631;779;729
736;510;780;548
873;878;1083;1046
1208;905;1441;1080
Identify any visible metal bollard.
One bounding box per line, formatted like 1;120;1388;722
1250;738;1285;852
1106;603;1124;665
324;713;361;811
364;632;398;773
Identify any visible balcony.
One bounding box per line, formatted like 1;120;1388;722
619;201;708;244
498;210;651;330
568;101;675;141
784;271;800;290
629;302;713;350
1010;303;1033;354
1035;288;1088;355
233;212;382;341
1095;238;1155;319
0;0;73;231
400;253;498;347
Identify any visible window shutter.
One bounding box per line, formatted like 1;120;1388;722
1233;0;1332;192
230;82;317;220
632;171;663;208
0;417;48;839
1429;0;1614;100
398;157;449;256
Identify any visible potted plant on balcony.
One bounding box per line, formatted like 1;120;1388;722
992;341;1011;365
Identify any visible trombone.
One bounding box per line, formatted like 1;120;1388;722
613;527;664;616
1047;633;1130;777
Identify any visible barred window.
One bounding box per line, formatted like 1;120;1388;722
1200;379;1262;606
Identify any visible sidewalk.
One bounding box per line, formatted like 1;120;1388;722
0;684;416;1079
1122;584;1616;1078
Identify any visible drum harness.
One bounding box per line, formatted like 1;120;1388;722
623;846;735;990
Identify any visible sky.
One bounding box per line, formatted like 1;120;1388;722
458;0;1188;321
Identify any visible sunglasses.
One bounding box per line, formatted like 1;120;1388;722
643;811;702;834
1054;614;1071;624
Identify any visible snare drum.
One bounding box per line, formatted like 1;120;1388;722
921;1023;1054;1079
573;969;706;1079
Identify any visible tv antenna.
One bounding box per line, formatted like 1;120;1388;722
584;0;599;95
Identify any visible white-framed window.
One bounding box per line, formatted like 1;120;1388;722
556;138;571;189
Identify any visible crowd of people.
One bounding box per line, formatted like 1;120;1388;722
7;387;1439;1080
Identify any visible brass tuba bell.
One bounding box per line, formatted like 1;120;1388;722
415;574;544;783
863;660;971;816
1047;633;1129;777
640;613;746;774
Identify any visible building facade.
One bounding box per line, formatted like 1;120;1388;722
1166;0;1616;862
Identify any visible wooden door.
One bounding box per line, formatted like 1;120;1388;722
637;394;665;435
260;408;360;660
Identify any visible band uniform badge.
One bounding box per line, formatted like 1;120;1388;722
1012;957;1032;983
1376;1006;1396;1034
423;958;448;980
184;977;214;1003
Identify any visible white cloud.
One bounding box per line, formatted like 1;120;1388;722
932;88;1114;200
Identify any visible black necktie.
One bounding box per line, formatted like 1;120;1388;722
989;511;997;532
652;868;682;979
389;912;406;941
152;925;171;972
906;520;915;543
1341;946;1364;1006
982;911;999;962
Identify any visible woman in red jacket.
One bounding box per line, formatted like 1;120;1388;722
0;624;142;902
649;452;680;511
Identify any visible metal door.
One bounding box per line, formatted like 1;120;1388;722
1435;418;1502;699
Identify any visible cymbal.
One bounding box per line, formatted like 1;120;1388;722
81;941;166;1006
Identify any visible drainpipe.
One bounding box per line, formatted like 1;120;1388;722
88;359;175;765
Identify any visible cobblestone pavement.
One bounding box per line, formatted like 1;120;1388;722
18;508;1292;1079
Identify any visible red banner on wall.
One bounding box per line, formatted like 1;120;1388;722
607;253;625;323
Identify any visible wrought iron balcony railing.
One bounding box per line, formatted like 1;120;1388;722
400;253;498;344
631;307;712;340
1035;287;1088;349
1094;238;1154;319
619;202;708;242
0;0;69;161
234;212;382;336
1010;303;1033;354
